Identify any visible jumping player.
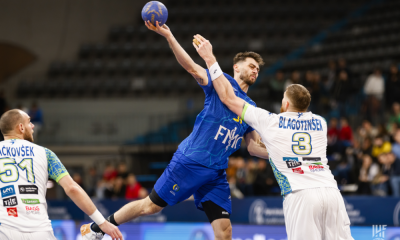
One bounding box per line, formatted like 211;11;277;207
193;34;354;240
0;110;122;240
81;21;269;240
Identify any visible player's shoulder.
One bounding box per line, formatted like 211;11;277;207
311;113;327;124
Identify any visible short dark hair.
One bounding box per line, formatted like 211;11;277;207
286;84;311;111
233;52;264;66
0;109;24;135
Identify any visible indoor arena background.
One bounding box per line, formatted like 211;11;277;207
0;0;400;239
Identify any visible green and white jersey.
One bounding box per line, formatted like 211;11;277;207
0;139;69;232
242;104;338;196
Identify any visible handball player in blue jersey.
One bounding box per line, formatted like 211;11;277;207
81;21;269;240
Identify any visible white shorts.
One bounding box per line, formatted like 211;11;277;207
0;225;56;240
283;187;354;240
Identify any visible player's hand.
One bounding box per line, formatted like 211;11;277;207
98;221;123;240
192;34;216;64
145;20;172;38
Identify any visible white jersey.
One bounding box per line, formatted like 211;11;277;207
242;105;338;195
0;139;69;232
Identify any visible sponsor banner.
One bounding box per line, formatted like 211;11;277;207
25;205;40;215
286;160;302;168
303;157;321;161
21;198;40;204
19;185;38;194
309;165;324;172
3;196;18;207
292;167;304;174
1;185;15;198
48;197;400;226
7;207;18;217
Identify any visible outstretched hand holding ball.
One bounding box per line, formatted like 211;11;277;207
145;20;172;38
142;1;168;26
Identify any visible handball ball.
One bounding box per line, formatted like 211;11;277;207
141;1;168;26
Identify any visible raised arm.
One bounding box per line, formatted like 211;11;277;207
192;34;245;115
146;21;208;85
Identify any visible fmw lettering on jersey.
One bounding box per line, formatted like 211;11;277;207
279;117;323;132
0;145;35;157
214;125;242;150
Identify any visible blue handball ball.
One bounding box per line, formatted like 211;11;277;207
141;1;168;26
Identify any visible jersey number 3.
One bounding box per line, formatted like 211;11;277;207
0;158;35;183
292;132;312;155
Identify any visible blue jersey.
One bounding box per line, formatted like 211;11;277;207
177;70;256;169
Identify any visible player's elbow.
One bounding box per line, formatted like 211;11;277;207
187;68;199;77
64;182;81;196
220;95;234;107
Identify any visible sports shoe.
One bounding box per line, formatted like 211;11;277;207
81;223;104;240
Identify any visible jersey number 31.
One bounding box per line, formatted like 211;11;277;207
292;132;312;155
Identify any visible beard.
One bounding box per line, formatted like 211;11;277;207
240;71;256;86
24;131;34;143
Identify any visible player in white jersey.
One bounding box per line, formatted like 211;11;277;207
0;109;123;240
193;35;353;240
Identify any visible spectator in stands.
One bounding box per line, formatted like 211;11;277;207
388;102;400;127
327;118;339;154
325;60;337;93
391;129;400;159
87;167;100;197
385;63;400;108
372;135;392;158
236;157;253;196
337;58;351;77
117;162;129;180
358;154;378;195
304;71;321;112
364;68;385;123
361;137;373;155
328;118;339;144
332;70;354;117
72;173;85;191
388;152;400;197
245;160;257;196
268;70;285;102
339;117;353;146
28;102;43;141
226;156;238;179
357;120;378;144
253;159;268;196
16;103;28;113
284;70;301;90
372;153;391;196
105;176;126;199
0;91;6;141
125;173;148;200
228;176;244;199
103;163;118;181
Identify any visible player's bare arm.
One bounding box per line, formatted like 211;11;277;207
245;131;269;159
145;21;208;85
59;175;123;240
193;34;245;115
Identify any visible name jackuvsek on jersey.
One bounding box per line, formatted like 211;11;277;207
0;145;35;157
278;116;324;131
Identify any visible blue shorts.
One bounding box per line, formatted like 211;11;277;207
153;151;232;214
